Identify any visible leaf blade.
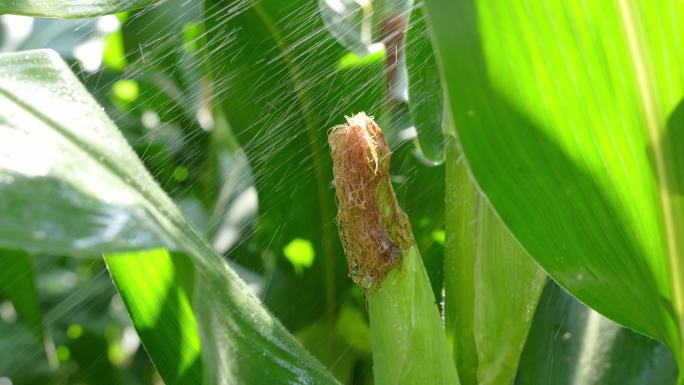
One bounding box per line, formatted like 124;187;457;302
105;249;202;384
0;48;339;385
425;0;684;361
445;137;545;385
406;3;444;162
0;249;43;342
516;282;679;385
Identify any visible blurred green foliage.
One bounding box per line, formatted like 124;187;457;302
0;1;680;384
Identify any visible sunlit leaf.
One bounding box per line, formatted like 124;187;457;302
0;0;160;18
102;30;127;71
0;49;339;385
105;249;202;384
283;238;316;275
426;0;684;367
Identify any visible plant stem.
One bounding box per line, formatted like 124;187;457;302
369;245;459;385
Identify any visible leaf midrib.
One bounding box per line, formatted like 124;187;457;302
617;0;684;350
250;1;337;314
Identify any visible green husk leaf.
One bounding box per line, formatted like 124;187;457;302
445;136;545;385
329;113;459;385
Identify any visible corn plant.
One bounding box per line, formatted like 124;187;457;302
0;0;681;384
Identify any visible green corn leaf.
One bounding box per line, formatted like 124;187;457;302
517;282;679;385
406;2;445;162
425;0;684;369
445;137;545;385
0;0;160;18
66;329;122;385
0;49;339;385
105;249;202;384
204;0;386;330
120;0;204;121
0;249;44;342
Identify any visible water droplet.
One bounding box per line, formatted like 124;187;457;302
360;275;373;289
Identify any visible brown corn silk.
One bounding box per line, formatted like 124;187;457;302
328;113;413;290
